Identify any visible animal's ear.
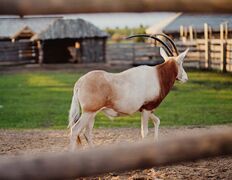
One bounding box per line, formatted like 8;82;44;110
177;48;189;63
160;47;169;61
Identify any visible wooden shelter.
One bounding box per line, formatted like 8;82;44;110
0;17;108;64
32;18;108;63
0;17;56;64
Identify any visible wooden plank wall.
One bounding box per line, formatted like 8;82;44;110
106;43;162;65
81;38;106;63
0;41;38;65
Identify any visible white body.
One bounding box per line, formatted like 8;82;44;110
79;66;160;115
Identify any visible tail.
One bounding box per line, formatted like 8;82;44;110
68;90;81;129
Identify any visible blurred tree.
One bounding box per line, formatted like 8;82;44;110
105;27;115;36
104;25;147;43
133;24;146;42
111;33;124;42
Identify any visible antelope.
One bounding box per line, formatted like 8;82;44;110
68;34;189;151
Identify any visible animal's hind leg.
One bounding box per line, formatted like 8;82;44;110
150;113;160;141
141;110;151;139
84;115;95;147
69;112;95;151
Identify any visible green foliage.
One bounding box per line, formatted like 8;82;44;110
105;25;147;43
0;70;231;129
133;24;146;42
111;33;124;42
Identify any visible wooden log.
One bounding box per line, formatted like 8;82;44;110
0;130;231;180
0;56;19;61
1;0;232;15
0;49;19;53
0;42;33;48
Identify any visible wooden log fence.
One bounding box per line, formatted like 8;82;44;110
174;23;232;72
0;0;232;16
0;129;231;180
107;38;232;72
175;40;232;72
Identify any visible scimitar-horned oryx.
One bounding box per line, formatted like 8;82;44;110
68;34;189;151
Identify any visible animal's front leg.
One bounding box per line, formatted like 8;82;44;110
150;113;160;141
141;110;151;139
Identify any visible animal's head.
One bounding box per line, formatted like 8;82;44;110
160;47;189;83
126;33;189;83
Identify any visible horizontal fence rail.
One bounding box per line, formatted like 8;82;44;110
0;130;231;180
1;0;232;15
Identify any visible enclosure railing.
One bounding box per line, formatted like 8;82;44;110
0;130;231;179
175;23;232;72
106;37;232;72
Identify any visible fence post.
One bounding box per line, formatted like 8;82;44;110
204;23;211;69
220;24;227;72
189;26;193;41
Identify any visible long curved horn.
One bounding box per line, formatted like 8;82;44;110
126;34;174;56
152;33;179;55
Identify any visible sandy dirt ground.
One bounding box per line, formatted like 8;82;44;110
0;125;231;179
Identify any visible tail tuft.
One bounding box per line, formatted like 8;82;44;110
68;92;81;128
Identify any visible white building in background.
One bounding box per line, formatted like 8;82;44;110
146;13;181;34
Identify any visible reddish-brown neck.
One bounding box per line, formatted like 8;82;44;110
139;60;178;111
157;59;178;99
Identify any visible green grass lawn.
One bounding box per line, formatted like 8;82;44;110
0;70;232;129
